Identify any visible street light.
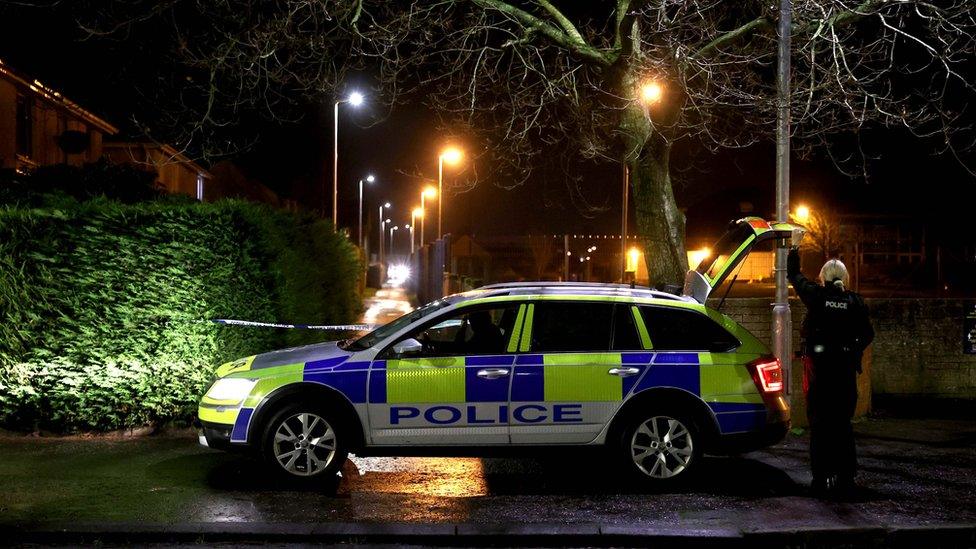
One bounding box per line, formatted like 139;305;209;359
332;90;365;226
794;204;811;224
405;224;414;255
420;186;436;247
358;174;375;249
389;225;400;256
639;80;664;105
411;207;423;254
379;202;391;266
437;146;463;240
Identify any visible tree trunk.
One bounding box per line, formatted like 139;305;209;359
629;136;688;287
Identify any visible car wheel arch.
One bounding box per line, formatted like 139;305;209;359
248;381;365;451
607;387;720;450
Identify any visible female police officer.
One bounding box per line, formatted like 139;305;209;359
787;247;874;497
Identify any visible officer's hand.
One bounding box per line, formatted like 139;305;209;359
787;247;800;277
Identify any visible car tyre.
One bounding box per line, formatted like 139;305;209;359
261;402;348;483
617;410;703;486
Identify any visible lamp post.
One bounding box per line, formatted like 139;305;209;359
420;187;436;247
389;225;399;257
332;91;364;225
405;224;414;255
410;208;423;254
378;202;391;266
358;174;375;249
437;147;463;240
773;0;793;402
622;79;665;282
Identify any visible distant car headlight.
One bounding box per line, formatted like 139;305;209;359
205;378;257;403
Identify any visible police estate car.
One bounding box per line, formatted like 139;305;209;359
199;217;798;484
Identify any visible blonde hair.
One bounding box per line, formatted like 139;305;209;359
819;259;849;290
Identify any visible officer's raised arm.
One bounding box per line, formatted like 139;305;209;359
787;247;821;307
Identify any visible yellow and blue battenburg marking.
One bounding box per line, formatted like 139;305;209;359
224;347;769;442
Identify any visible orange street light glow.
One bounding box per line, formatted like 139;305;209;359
440;147;463;165
640;81;664;104
423;186;437;198
795;205;811;224
412;207;424;218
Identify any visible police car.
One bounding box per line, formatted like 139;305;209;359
199;217;798;484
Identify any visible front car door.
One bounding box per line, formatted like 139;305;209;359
367;301;523;446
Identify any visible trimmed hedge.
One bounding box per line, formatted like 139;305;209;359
0;200;361;432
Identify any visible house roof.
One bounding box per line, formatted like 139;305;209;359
0;58;119;134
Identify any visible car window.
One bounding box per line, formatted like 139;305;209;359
529;302;613;353
344;299;450;351
611;304;644;351
638;306;739;352
386;304;521;357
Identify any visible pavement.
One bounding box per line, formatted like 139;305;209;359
2;286;975;547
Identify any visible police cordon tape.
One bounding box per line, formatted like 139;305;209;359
211;319;376;331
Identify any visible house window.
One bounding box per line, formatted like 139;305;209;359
15;95;32;157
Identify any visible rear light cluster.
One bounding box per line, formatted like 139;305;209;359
750;356;784;393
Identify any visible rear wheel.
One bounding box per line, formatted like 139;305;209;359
261;403;348;481
618;411;702;484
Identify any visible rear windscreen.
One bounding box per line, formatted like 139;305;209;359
696;223;754;281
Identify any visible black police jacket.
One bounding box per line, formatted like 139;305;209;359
787;249;874;364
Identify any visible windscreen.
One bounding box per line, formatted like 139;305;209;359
343;300;450;351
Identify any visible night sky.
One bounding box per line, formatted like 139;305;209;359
1;2;973;245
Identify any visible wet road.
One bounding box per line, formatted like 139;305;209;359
1;418;974;531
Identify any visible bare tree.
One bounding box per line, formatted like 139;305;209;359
84;0;975;284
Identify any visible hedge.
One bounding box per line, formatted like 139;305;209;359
0;200;362;432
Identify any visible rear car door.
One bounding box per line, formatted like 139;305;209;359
368;302;523;446
634;305;771;435
509;300;648;444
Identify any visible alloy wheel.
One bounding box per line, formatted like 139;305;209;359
272;412;337;476
630;415;694;479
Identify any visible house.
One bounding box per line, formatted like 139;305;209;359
103;141;210;201
0;58;117;172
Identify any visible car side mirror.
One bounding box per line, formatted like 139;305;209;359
392;338;423;356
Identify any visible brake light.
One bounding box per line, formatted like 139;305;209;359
752;357;784;393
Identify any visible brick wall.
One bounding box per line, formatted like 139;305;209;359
718;298;976;404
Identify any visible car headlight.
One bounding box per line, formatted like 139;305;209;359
205;378;257;403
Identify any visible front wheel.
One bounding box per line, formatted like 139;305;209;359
619;412;702;484
261;403;348;481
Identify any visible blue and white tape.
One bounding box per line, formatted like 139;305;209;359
212;319;376;331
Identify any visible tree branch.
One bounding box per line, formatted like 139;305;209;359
471;0;611;65
692;0;887;60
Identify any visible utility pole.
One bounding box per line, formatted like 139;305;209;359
563;234;570;281
620;164;629;282
773;0;793;401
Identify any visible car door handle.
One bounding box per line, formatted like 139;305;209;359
476;368;510;379
608;367;640;377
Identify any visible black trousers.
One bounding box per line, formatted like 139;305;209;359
804;353;859;483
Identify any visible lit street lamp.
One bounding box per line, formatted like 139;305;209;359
410;208;423;254
420;187;436;247
332;90;364;225
794;204;811;224
389;225;399;256
405;224;414;255
437;147;463;240
379;202;391;265
639;80;664;105
358;174;375;249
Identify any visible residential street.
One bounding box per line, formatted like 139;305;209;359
2;417;974;544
